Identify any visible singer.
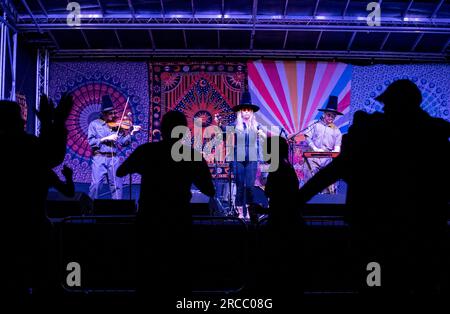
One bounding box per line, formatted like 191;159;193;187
303;95;342;194
87;95;141;199
231;90;266;219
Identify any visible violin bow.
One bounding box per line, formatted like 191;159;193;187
111;97;130;199
115;97;130;136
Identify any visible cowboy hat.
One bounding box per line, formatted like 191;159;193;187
101;95;115;112
232;90;260;113
318;95;343;115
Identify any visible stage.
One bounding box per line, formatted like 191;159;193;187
1;0;449;308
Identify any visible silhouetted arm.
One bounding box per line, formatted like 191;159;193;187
298;158;343;204
35;95;54;136
116;145;144;177
45;94;73;167
297;110;368;203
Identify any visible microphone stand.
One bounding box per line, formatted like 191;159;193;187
285;120;320;165
215;117;235;216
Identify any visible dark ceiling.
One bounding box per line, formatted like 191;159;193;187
5;0;450;61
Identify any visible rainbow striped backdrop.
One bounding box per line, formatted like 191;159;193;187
248;60;352;135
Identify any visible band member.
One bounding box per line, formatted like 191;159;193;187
232;91;266;219
88;95;141;199
303;95;342;193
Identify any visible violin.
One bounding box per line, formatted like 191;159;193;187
107;116;133;130
107;114;141;134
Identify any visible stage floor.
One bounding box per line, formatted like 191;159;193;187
60;181;348;207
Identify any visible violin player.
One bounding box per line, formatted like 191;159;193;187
87;95;141;199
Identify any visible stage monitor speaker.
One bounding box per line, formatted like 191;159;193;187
93;199;137;215
46;191;93;218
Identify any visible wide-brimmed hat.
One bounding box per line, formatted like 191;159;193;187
318;95;343;115
101;95;115;112
232;91;260;113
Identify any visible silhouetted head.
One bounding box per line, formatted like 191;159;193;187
375;79;422;116
0;100;25;135
264;136;289;161
161;110;188;141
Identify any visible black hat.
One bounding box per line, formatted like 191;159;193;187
101;95;114;112
232;91;260;113
318;95;343;115
375;79;422;107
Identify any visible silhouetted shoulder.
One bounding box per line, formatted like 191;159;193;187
352;110;384;125
348;111;384;138
352;110;370;123
429;116;450;136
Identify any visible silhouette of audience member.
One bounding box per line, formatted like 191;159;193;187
0;101;42;302
259;136;304;301
0;95;73;305
35;94;75;301
117;110;215;305
36;94;73;168
265;137;302;227
0;101;50;303
298;79;450;295
36;94;75;199
35;94;75;200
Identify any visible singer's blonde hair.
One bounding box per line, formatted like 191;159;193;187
235;110;258;132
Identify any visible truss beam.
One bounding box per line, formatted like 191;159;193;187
15;19;450;34
51;48;446;62
35;48;49;135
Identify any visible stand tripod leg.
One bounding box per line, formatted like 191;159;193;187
228;163;236;217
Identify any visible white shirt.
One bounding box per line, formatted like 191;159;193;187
304;120;342;152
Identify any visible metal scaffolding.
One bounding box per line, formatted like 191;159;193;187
0;22;6;99
9;0;450;62
0;0;18;100
52;48;445;62
15;14;450;33
34;48;49;136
